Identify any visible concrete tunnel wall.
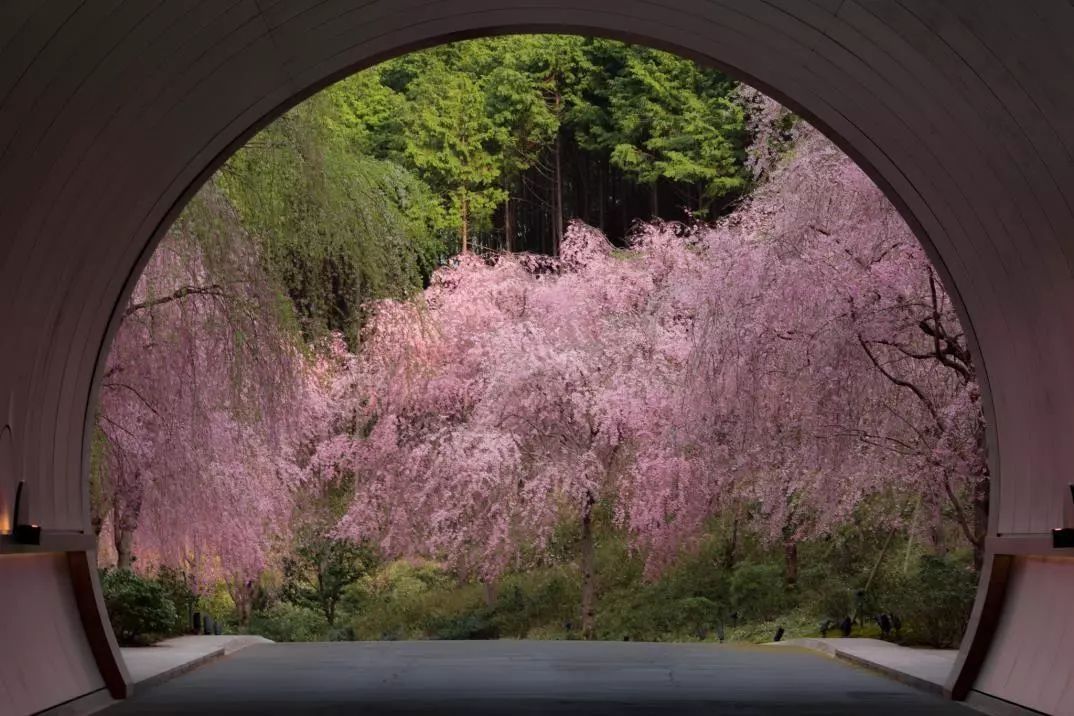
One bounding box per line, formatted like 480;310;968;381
1;1;1073;713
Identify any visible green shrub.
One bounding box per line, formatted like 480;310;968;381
489;583;529;638
730;564;788;621
726;607;818;643
423;609;499;640
155;567;198;635
249;602;328;642
812;579;855;623
676;596;720;638
197;581;238;633
346;560;489;640
101;569;178;646
489;569;578;638
327;625;356;641
891;555;976;648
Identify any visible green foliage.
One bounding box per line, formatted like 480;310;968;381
281;534;377;625
578;44;748;214
402;67;506;243
890;555;977;648
321;35;750;254
423;610;500;640
730;564;789;621
281;472;379;625
179;35;755;349
219;93;445;343
810;577;856;623
244;514;977;648
155;567;198;635
197;582;238;632
343;560;467;639
101;569;178;645
248;602;329;642
490;569;578;638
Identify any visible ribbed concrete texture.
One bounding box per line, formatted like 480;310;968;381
99;641;971;716
2;2;1074;713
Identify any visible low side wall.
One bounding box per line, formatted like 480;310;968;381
973;556;1074;714
0;554;105;715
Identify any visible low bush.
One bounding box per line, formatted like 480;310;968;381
730;564;788;621
891;554;976;648
810;578;856;623
248;602;328;642
345;560;494;640
155;567;198;635
197;581;238;634
423;610;500;640
101;569;178;645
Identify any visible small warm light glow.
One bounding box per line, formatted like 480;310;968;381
30;523;38;529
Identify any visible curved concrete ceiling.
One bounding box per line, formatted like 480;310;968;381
1;2;1072;713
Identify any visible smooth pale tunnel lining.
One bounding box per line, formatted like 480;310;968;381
1;2;1073;713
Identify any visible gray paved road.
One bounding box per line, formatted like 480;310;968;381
102;640;972;715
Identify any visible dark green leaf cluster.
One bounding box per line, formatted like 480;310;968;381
887;555;977;648
100;569;179;646
247;602;329;643
218;92;446;344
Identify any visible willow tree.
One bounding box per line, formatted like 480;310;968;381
219;90;444;344
95;184;303;591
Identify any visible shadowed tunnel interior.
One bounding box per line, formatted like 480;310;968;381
1;2;1074;714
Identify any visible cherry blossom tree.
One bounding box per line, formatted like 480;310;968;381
95;184;304;593
315;122;987;632
647;126;988;575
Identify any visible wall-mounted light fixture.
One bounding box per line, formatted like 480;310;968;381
1054;483;1074;549
11;480;41;545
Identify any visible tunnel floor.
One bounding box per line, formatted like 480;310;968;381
99;640;972;715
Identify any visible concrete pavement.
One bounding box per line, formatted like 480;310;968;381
102;640;973;715
121;636;271;689
774;638;957;695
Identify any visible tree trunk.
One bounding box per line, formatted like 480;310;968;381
597;161;606;233
91;510;106;539
318;571;337;626
483;579;498;608
783;539;798;589
112;466;143;569
115;523;134;570
577;151;589;224
553;131;563;256
460;191;469;253
651;181;659;218
972;476;990;571
865;522;899;593
724;507;740;570
229;579;255;627
579;491;596;640
930;501;948;556
903;497;922;574
504;185;514;253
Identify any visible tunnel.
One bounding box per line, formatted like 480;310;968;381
1;2;1073;713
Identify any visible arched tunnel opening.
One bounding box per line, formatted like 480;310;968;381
1;4;1072;715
